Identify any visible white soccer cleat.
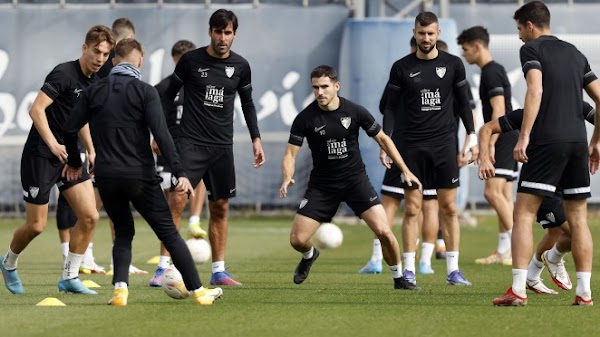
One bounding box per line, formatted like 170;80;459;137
542;251;572;290
526;278;558;295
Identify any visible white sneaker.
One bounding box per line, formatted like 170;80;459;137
542;251;572;290
526;278;558;295
128;265;148;275
80;262;107;274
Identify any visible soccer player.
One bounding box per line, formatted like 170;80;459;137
380;12;478;288
63;38;223;306
150;39;209;287
97;18;135;79
0;25;114;295
479;102;595;295
493;1;600;306
160;9;265;286
458;25;517;266
280;65;422;290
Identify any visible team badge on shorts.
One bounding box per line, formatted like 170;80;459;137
171;176;179;186
340;117;351;129
299;198;308;209
436;67;446;78
225;66;235;78
29;186;39;198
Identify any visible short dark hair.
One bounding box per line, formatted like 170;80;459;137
112;18;135;40
85;25;115;48
171;40;196;57
415;11;438;27
310;65;338;82
410;36;417;48
209;9;238;32
115;38;144;58
437;39;448;52
513;0;550;29
456;26;490;47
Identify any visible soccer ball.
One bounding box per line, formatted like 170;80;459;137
162;266;189;300
314;222;343;249
186;238;211;264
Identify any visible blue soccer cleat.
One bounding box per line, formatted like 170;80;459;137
418;261;435;275
446;270;472;286
149;266;166;287
402;269;417;285
211;271;242;286
58;277;98;294
0;257;24;294
358;260;382;274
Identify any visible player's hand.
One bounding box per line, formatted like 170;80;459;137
175;177;195;197
279;178;295;198
469;144;479;164
252;138;266;168
514;136;529;163
589;142;600;174
379;149;392;169
51;143;68;164
457;152;469;168
478;156;495;180
151;139;161;156
87;151;96;175
61;164;83;182
403;171;422;194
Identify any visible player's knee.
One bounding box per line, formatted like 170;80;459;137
27;219;47;236
438;202;457;218
404;203;421;218
78;210;100;230
484;188;502;203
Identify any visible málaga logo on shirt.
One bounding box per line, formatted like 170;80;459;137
340;117;351;129
225;66;235;78
436;67;446;78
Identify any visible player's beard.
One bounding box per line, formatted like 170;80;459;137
418;43;434;54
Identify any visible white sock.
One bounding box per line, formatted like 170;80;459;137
211;261;225;274
446;251;459;275
115;282;127;290
189;215;200;226
302;247;314;259
527;255;545;281
60;243;69;260
403;252;416;273
389;264;402;278
547;245;565;264
371;239;382;262
498;232;511;256
82;242;94;266
3;248;19;270
62;252;84;280
420;242;435;265
158;256;171;268
511;269;528;297
576;272;592;297
435;239;445;247
191;286;204;293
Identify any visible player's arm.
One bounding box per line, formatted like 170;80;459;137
585;79;600;173
516;45;543;163
78;124;95;172
280;143;301;198
373;130;421;192
62;94;92;181
238;83;265;168
488;94;506;152
29;91;67;162
477;119;502;180
454;73;477;162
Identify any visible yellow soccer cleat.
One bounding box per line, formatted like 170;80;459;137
193;287;223;305
188;223;208;239
108;288;128;306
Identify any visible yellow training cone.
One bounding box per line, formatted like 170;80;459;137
146;256;160;265
36;297;66;306
81;280;101;288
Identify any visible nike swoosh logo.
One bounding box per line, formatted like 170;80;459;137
369;196;377;201
452;178;459;183
409;72;420;78
198;68;210;72
314;125;326;132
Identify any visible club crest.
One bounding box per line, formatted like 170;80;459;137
29;186;39;198
299;198;308;209
340;117;351;129
436;67;446;78
225;66;235;78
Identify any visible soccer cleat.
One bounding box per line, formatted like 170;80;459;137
358;259;382;274
402;270;417;285
446;270;472;286
418;261;435;275
210;271;242;286
394;276;421;291
573;293;594;306
80;262;107;275
293;248;320;284
526;278;558;295
475;251;512;266
58;277;98;294
493;287;527;306
0;258;24;294
108;288;128;306
129;265;148;275
194;287;223;305
149;267;166;287
541;251;572;290
188;223;208;239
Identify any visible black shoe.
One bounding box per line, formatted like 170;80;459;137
293;248;320;284
394;276;421;291
435;247;447;260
